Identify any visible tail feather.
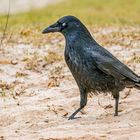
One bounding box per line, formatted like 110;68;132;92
136;82;140;86
135;77;140;89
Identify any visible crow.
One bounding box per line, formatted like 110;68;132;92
42;15;140;120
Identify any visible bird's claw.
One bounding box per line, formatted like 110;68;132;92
68;115;75;120
114;113;118;116
68;115;81;120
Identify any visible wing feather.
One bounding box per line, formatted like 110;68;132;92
89;47;140;83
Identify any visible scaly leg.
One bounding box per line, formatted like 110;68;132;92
113;92;120;116
68;88;87;120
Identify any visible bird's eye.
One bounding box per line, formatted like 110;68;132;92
62;22;67;27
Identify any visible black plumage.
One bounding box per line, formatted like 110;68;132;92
42;16;140;120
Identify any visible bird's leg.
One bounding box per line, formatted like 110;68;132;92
68;107;83;120
68;89;87;120
113;92;120;116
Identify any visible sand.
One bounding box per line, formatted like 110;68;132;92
0;27;140;140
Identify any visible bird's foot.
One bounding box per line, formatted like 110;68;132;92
68;115;81;120
68;114;75;120
114;113;118;116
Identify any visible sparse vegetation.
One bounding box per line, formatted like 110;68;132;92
0;78;29;98
47;66;64;88
44;51;63;64
23;51;42;71
1;0;140;27
0;0;140;46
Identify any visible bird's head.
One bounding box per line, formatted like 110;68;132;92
42;15;90;37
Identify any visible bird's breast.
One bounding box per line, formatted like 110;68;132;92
64;47;94;87
64;48;81;72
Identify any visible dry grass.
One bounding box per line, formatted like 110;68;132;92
44;51;63;64
0;0;140;47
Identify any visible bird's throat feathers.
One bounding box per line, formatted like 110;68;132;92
64;28;94;47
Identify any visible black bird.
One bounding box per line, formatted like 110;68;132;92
42;16;140;120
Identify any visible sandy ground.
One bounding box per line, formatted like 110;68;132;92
0;27;140;140
0;0;62;14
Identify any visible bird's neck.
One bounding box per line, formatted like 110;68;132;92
63;29;95;47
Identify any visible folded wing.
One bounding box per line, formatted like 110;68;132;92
90;47;140;83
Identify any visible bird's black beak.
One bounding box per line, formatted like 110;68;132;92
42;22;60;34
